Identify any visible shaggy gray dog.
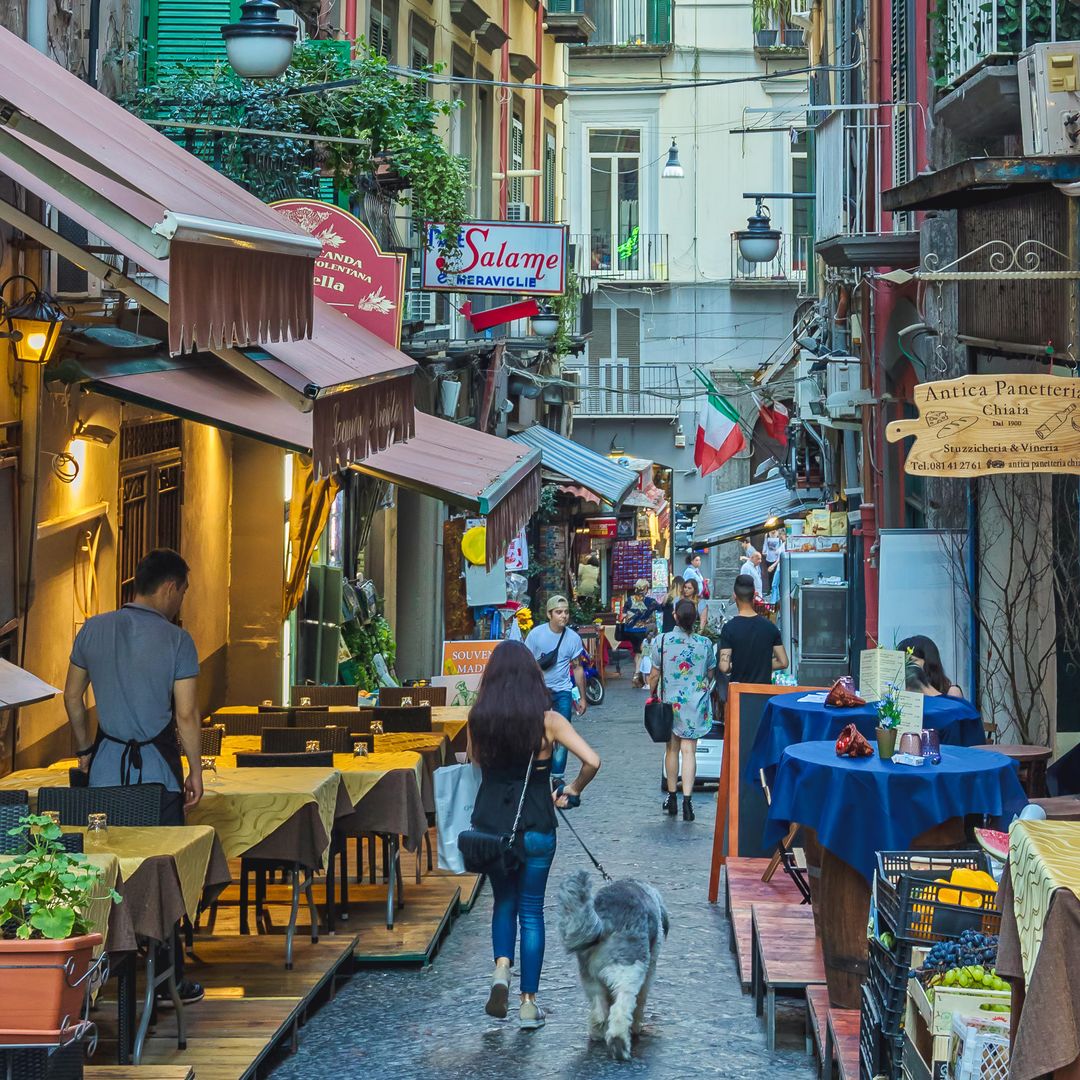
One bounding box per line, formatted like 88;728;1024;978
557;870;669;1062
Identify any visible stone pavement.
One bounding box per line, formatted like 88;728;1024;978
270;678;820;1079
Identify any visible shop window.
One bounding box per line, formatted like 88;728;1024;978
117;418;183;605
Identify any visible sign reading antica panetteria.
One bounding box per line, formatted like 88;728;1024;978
886;374;1080;476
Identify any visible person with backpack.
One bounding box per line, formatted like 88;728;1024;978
646;599;717;822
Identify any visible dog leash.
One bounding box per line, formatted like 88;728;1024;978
556;806;613;883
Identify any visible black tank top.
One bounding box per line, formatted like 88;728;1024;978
472;757;557;836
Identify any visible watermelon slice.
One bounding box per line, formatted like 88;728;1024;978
976;827;1009;862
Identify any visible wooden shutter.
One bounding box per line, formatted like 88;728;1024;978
141;0;241;81
510;116;526;205
891;0;914;194
617;306;641;410
587;306;613;413
544;128;557;222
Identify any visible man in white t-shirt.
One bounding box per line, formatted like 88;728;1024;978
739;550;764;597
524;595;587;783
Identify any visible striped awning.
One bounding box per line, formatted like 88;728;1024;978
693;476;813;545
508;426;637;507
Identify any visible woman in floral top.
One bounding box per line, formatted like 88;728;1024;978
646;599;717;821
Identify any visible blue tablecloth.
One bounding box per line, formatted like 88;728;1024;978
763;741;1028;882
745;693;984;783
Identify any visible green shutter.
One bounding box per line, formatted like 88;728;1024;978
141;0;242;82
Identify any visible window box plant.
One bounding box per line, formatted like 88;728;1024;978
0;814;117;1041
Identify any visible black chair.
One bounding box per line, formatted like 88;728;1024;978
214;710;289;736
293;708;339;729
374;705;432;733
200;726;224;757
56;832;85;854
38;784;165;827
379;686;447;707
227;752;328;968
0;803;28;853
260;727;351;755
0;790;29;807
291;684;358;707
348;732;375;754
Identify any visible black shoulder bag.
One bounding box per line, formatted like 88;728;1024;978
457;754;535;874
537;628;567;671
644;634;675;743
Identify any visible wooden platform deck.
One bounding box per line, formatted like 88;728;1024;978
825;1008;860;1080
724;857;803;917
731;905;754;989
87;1069;194;1080
805;985;830;1070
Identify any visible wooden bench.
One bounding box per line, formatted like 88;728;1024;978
823;1007;860;1080
805;984;830;1073
730;904;754;989
724;856;802;922
751;903;826;1051
86;1069;194;1080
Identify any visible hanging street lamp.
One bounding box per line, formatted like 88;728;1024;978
221;0;298;79
662;139;684;179
530;307;560;338
736;197;781;264
1;275;66;365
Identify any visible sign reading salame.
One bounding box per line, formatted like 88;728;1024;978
422;221;568;295
886;374;1080;475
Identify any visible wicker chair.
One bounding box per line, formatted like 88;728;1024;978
291;685;358;708
233;750;335;769
260;727;351;755
379;686;447;708
200;726;224;757
0;790;29;807
374;705;432;733
0;803;28;853
348;732;375;754
38;783;165;827
56;832;85;854
213;710;289;737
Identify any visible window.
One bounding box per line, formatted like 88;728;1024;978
544;125;557;222
585;304;641;414
409;15;434;97
477;75;494;218
509;114;526;206
790;130;809;270
588;128;641;272
451;50;472;163
369;2;395;60
891;0;914;228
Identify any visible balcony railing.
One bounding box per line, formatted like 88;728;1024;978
572;232;669;282
941;0;1076;88
753;23;806;51
731;232;810;286
564;363;682;418
547;0;672;47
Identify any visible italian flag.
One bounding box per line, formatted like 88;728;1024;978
754;393;790;447
694;392;746;476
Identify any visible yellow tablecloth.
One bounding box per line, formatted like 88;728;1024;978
213;733;444;766
332;750;423;807
204;703;468;743
0;768;70;806
185;766;341;860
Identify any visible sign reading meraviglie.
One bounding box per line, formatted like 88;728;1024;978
422;221;568;295
271;199;406;347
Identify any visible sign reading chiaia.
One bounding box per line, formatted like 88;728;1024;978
886;374;1080;475
422;221;569;295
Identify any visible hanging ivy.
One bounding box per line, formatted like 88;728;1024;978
124;39;469;245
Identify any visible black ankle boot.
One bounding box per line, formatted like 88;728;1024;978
682;797;695;822
663;792;678;816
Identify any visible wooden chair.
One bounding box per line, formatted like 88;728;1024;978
291;685;359;707
973;742;1053;798
759;769;811;902
378;685;447;708
374;705;432;733
214;710;289;737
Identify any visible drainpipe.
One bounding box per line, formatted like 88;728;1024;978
533;1;544;217
499;0;510;217
26;0;46;53
858;503;879;647
87;0;101;88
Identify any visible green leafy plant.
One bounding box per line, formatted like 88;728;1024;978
753;0;790;31
0;816;119;940
535;483;561;523
551;269;581;362
570;595;600;625
876;686;904;731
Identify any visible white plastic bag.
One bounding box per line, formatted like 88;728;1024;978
638;654;653;677
435;762;483;874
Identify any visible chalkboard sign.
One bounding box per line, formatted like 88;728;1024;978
708;682;825;902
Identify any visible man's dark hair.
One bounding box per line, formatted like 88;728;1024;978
733;574;756;604
134;548;189;595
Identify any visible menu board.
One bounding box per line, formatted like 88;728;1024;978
895;690;925;735
859;649;907;701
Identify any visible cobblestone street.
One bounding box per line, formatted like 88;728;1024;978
270;680;820;1079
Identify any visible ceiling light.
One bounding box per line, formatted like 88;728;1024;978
221;0;298;79
735;197;781;264
662;139;684;179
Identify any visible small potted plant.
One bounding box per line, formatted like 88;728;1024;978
875;687;903;759
0;814;118;1040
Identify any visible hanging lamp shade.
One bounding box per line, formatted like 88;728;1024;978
736;200;781;264
662;139;684;179
3;276;65;364
221;0;298;79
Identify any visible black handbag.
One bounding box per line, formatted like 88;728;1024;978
457;754;534;874
537;628;567;671
643;634;675;743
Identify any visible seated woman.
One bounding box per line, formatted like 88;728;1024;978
897;635;964;698
905;660;940;696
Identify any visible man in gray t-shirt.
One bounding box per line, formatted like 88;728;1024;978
65;548;203;820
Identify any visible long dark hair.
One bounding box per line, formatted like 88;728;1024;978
675;599;698;633
897;635;952;694
468;640;548;768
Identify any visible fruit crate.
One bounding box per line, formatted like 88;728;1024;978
860;984;902;1080
868;934;913;1034
876;851;1000;945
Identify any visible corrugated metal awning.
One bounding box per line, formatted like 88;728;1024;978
693;476;813;545
509;426;637;507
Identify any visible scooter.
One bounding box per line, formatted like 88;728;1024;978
579;650;604;706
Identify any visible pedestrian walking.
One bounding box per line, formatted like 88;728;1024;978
717;574;789;684
524;595;587;787
680;576;709;631
682;552;705;594
661;576;684;633
647;599;716;822
468;641;601;1029
739;550;764;598
762;528;784;594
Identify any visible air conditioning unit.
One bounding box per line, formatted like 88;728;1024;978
277;6;308;41
46;207;104;299
1019;42;1080;156
562;368;582;406
789;0;814;28
506;202;531;222
405;266;435;324
794;350;825;419
825;357;866;418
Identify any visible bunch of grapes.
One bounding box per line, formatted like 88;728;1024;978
920;931;1006;994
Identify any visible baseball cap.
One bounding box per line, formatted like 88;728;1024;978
546;595;569;613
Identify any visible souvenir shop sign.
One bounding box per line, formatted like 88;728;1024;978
586;517;618;540
886;374;1080;476
271;199;406;347
442;640;498;676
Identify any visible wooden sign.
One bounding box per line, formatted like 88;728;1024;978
886;374;1080;476
441;640;498;676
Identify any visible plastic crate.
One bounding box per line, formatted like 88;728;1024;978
876;851;1000;945
868;934;913;1034
860;984;902;1080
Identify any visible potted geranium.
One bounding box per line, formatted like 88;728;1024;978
875;687;903;759
0;814;118;1039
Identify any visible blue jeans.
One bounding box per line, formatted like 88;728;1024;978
489;830;557;994
549;690;573;777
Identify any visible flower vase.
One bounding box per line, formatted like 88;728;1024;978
876;727;897;760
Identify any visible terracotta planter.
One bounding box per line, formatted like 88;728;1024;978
876;726;897;760
0;933;102;1040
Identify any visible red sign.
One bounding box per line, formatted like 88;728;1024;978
271;199;406;347
587;517;618;539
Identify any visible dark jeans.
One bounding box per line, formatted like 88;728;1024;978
549;690;573;777
489;831;557;995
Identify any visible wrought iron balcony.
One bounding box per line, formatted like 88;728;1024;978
547;0;672;48
563;363;682;418
572;232;669;282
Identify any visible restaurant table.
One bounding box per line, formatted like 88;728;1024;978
998;820;1080;1080
745;693;985;783
763;741;1027;1009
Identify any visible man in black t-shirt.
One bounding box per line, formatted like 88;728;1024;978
718;574;788;684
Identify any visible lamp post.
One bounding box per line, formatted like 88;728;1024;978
221;0;298;79
736;191;815;264
0;275;65;365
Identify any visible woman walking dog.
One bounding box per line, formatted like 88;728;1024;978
466;640;601;1029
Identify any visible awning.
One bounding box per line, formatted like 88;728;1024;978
693;476;812;546
0;658;60;709
509;426;637;507
0;26;323;354
353;412;542;567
